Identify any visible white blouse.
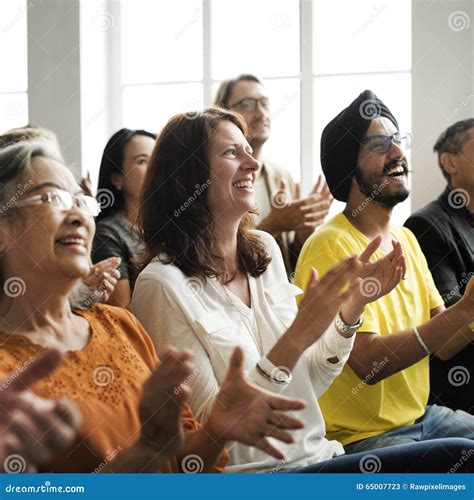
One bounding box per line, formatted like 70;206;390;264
132;230;355;472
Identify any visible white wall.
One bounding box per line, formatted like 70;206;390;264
27;0;82;178
411;0;473;213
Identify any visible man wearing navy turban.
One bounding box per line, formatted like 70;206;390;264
294;90;474;453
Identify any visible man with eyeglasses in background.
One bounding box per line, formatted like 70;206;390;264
295;90;474;453
405;119;474;415
214;74;333;277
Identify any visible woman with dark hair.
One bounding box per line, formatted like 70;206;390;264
92;128;156;308
0;139;308;472
132;107;473;473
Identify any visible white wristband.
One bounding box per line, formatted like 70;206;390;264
413;327;430;356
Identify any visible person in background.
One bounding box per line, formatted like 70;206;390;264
405;118;474;414
295;90;474;454
0;349;81;472
92;128;157;309
214;74;333;277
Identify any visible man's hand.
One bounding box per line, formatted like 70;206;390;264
259;176;332;238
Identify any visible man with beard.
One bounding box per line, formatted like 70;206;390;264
294;90;474;453
214;74;332;276
405;119;474;414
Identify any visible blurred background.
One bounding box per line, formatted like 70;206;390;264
0;0;472;223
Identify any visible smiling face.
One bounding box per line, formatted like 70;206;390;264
206;121;260;223
1;156;95;283
228;80;271;148
354;117;410;208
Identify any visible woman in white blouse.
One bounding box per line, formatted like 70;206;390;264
132;108;472;473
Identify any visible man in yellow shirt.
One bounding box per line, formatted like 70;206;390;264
295;90;474;453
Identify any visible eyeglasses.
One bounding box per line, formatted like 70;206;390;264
11;189;101;216
362;132;412;154
230;96;270;112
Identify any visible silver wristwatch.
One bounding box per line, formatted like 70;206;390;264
335;309;364;336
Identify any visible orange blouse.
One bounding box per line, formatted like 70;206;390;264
0;304;227;473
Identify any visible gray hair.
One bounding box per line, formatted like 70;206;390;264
0;140;63;217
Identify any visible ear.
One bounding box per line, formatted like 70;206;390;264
110;171;124;191
440;152;457;177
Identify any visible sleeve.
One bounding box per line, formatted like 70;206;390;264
132;275;220;423
404;215;458;306
92;227;130;280
251;230;355;397
304;322;357;397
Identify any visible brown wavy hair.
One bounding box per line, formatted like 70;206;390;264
138;107;271;281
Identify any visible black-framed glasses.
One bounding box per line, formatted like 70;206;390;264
362;132;412;154
11;189;101;217
230;96;270;112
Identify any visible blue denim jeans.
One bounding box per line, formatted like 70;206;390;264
292;438;473;473
344;404;474;454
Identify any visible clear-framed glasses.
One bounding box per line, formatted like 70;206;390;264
230;96;270;112
11;189;101;216
362;132;412;154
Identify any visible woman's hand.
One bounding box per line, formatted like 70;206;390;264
204;347;306;460
291;256;362;349
0;350;81;472
138;347;192;459
83;257;121;303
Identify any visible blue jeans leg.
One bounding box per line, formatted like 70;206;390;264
293;438;473;473
344;404;474;454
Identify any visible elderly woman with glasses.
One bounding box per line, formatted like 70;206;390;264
0;140;308;473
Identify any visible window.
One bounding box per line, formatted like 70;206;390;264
0;0;28;132
97;0;412;222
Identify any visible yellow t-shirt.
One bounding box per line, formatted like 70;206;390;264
294;213;444;445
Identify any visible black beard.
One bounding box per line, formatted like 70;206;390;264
354;166;410;209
